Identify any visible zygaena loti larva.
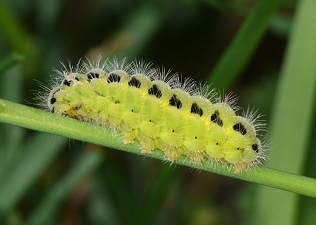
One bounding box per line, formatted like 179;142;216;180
37;57;267;173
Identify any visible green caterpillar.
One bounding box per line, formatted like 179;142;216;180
42;58;267;173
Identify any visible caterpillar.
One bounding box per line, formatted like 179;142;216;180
38;57;267;173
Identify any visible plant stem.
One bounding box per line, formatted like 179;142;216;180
1;98;316;198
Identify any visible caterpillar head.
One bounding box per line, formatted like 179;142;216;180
223;116;264;173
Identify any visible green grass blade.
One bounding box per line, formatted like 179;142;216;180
0;65;24;163
87;177;121;225
0;53;24;74
1;99;316;198
26;151;103;225
208;0;284;90
298;116;316;224
100;159;139;224
0;133;66;213
253;0;316;223
137;164;177;224
0;1;39;72
113;1;176;60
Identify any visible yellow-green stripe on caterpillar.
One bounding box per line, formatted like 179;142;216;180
39;58;267;173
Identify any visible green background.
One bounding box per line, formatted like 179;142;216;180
0;0;315;224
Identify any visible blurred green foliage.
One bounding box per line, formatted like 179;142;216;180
0;0;315;225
